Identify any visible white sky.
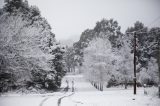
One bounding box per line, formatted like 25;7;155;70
0;0;160;41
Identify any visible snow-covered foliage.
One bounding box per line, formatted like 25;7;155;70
138;58;159;85
83;38;123;87
73;19;123;67
126;22;159;86
77;19;159;88
0;0;66;92
116;36;135;88
64;47;77;72
48;43;66;89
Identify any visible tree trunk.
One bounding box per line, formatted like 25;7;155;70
124;78;127;89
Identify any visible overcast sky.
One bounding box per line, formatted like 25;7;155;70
0;0;160;41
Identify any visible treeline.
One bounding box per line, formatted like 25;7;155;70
66;19;160;89
0;0;66;93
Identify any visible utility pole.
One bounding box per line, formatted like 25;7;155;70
133;32;137;95
158;36;160;98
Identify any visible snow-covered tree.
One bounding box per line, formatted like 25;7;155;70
125;22;160;86
73;18;123;67
117;36;134;89
138;58;159;85
48;43;66;89
0;0;65;92
65;47;80;73
83;38;122;89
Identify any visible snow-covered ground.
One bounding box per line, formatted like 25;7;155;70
0;74;160;106
61;74;160;106
62;89;160;106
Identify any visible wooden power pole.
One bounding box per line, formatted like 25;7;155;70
158;36;160;98
133;32;137;95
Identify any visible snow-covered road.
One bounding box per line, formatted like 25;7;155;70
0;74;160;106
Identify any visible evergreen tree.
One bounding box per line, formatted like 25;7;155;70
73;18;123;67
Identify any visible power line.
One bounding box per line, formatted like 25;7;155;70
126;15;160;34
148;15;160;26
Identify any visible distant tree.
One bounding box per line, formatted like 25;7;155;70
4;0;29;13
138;58;159;85
125;21;159;86
94;18;123;48
73;29;94;66
65;47;77;72
125;21;148;68
147;27;160;59
73;18;123;68
118;37;134;89
83;38;121;88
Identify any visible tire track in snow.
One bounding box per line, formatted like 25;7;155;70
39;87;68;106
57;92;75;106
39;97;50;106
